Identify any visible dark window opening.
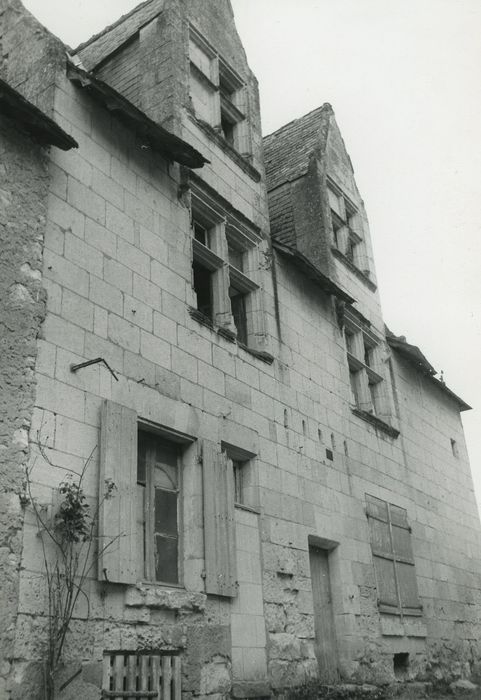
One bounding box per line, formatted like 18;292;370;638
332;212;342;248
451;438;459;458
137;430;180;585
345;330;355;355
221;111;235;146
368;380;378;414
193;221;210;248
364;344;372;367
346;237;356;263
233;459;244;504
228;242;244;271
193;260;213;320
230;288;248;344
326;448;333;461
393;652;409;680
349;369;359;406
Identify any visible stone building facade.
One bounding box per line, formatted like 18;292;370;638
0;0;480;698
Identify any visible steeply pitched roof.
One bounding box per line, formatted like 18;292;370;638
263;103;333;192
386;330;471;411
0;78;77;150
74;0;164;71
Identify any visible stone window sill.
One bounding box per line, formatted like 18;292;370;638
188;307;274;364
187;111;261;182
351;407;400;438
331;247;377;291
125;583;206;612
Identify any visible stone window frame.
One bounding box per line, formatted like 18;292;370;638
344;317;384;417
190;184;262;348
221;441;259;513
327;177;370;276
366;494;422;618
188;25;249;155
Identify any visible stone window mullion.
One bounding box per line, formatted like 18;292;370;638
212;219;235;329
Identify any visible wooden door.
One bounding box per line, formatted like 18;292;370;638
308;545;338;681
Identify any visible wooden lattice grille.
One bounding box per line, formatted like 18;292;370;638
102;652;181;699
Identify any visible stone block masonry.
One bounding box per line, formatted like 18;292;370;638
1;0;481;698
0;115;49;697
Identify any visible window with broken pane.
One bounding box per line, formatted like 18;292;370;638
137;430;180;585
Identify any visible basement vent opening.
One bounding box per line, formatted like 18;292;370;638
393;652;409;680
103;651;181;698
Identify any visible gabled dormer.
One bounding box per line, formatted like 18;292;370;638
74;0;264;179
264;104;381;324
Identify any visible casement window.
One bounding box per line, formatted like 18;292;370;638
345;321;384;416
137;430;180;585
99;402;191;586
190;186;261;347
366;494;422;617
327;180;367;273
99;401;238;598
188;27;248;153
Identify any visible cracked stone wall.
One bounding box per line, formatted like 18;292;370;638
0;114;49;698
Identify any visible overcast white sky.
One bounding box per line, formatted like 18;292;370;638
23;0;481;511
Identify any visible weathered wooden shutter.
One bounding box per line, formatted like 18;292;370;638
99;400;138;584
390;504;421;614
202;442;237;597
366;495;421;615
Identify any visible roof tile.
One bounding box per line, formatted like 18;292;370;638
74;0;164;71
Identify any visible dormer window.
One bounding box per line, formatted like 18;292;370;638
327;181;367;274
189;27;247;154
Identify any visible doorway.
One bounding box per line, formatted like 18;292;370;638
308;544;339;682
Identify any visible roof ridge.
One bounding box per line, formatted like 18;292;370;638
263;102;333;141
73;0;155;53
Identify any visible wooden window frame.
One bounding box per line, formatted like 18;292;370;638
137;429;183;586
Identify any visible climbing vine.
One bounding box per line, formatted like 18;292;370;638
23;438;117;700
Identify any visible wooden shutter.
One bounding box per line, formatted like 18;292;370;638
202;441;237;597
99;400;138;584
366;494;421;614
